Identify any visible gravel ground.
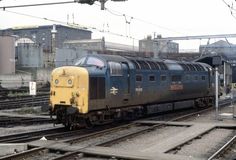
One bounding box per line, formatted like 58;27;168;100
169;128;235;159
109;126;187;152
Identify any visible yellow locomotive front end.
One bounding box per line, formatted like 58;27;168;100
49;66;89;128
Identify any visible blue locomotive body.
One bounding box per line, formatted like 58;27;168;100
84;54;214;110
50;54;214;127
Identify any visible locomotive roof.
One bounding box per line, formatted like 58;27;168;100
84;54;210;71
93;54;130;63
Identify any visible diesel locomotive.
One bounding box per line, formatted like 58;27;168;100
49;54;215;128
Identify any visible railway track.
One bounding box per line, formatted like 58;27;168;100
0;108;204;160
0;98;233;160
0;94;49;110
0;127;67;143
0;116;54;127
0;92;49;100
45;98;236;160
0;147;68;160
208;135;236;160
0;87;49;100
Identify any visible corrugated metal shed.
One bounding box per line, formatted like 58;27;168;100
16;44;43;68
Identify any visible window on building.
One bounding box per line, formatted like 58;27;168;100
109;61;122;76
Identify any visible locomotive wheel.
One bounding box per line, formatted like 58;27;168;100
84;118;94;129
64;114;76;130
65;122;73;130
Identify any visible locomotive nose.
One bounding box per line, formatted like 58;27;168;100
50;67;89;114
51;75;75;105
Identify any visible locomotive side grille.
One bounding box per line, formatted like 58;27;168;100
89;77;105;99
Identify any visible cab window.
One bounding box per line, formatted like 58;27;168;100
109;62;122;76
86;57;105;68
74;57;86;66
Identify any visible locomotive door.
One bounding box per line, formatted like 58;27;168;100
108;61;130;107
121;62;130;95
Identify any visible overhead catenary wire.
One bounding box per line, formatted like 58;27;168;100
1;9;139;40
1;0;185;36
0;1;79;10
221;0;236;20
102;5;184;35
222;0;236;11
93;2;184;35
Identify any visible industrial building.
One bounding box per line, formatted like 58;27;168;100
64;38;139;52
0;25;92;52
139;35;179;58
59;38;154;65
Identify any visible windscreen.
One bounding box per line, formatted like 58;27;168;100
74;56;105;68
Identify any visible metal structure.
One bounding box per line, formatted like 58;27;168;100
0;0;127;10
154;34;236;41
139;36;179;58
212;56;222;120
0;25;91;52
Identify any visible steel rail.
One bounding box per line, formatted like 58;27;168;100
0;147;46;160
0;117;54;127
0;127;66;143
208;135;236;160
